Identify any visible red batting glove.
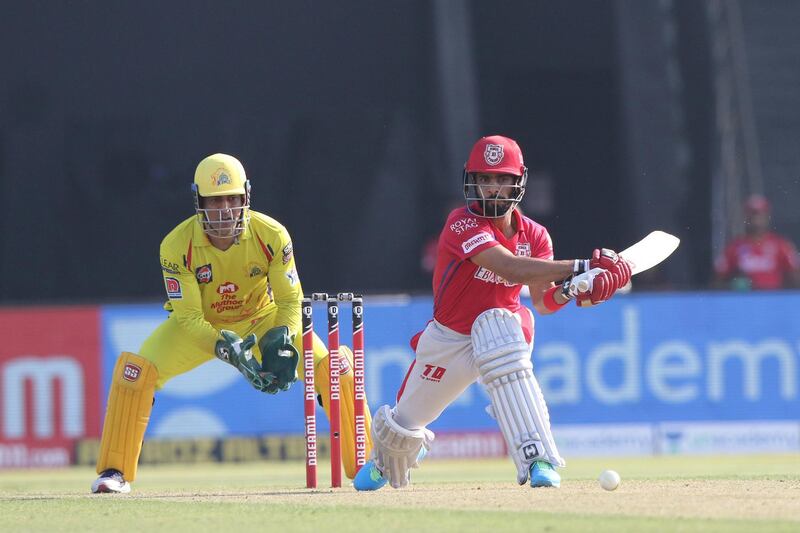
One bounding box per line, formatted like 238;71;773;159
576;270;617;307
591;248;632;290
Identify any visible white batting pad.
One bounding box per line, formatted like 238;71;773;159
371;405;435;489
472;308;565;484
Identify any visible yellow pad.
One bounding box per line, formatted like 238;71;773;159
315;345;373;479
96;353;158;482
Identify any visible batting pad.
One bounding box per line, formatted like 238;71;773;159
315;345;373;479
472;309;565;484
96;352;158;482
372;405;434;489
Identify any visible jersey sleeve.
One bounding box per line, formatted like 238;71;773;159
263;225;302;339
440;213;499;260
160;239;219;352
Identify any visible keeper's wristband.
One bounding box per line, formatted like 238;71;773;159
543;285;568;312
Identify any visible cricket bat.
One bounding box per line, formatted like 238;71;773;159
573;231;680;293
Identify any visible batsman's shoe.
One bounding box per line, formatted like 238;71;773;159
353;447;428;491
529;461;560;488
353;460;388;491
91;469;131;494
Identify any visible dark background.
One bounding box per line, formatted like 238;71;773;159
1;0;798;303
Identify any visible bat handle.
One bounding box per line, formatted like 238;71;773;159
577;279;590;292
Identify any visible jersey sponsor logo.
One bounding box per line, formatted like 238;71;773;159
473;266;517;287
213;282;243;313
123;363;141;382
285;268;298;286
421;364;446;382
161;258;181;274
282;242;294;264
195;264;213;284
165;277;183;299
217;281;239;294
449;217;479;235
484;143;504;166
516;242;531;257
462;232;493;254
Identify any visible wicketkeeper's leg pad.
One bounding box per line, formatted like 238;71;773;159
315;345;373;479
472;308;565;485
371;404;434;489
96;352;158;482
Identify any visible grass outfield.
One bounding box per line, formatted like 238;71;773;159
1;454;798;532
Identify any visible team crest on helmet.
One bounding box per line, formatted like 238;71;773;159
484;144;504;166
211;169;232;186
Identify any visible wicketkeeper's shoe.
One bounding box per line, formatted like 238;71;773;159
91;469;131;494
529;461;561;488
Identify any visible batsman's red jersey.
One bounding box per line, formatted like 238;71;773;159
432;206;553;334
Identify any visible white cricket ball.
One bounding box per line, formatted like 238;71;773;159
598;469;621;491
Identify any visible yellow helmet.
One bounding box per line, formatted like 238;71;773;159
192;153;251;238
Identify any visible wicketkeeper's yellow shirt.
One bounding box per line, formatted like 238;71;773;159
159;211;302;353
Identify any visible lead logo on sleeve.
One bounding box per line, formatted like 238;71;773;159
462;232;494;253
165;277;182;299
484;144;504;166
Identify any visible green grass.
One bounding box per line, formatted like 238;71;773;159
1;454;798;532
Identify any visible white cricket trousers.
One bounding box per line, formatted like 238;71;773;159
393;314;534;431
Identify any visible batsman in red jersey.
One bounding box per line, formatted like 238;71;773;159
714;195;800;290
355;135;632;490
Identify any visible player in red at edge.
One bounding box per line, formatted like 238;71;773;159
714;194;800;290
354;135;632;490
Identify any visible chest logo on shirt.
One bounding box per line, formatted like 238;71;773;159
195;264;213;284
484;144;504;166
473;242;532;287
212;281;244;313
245;262;265;278
450;217;478;235
217;281;239;294
462;232;493;254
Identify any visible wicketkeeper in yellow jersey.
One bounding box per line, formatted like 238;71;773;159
92;153;372;493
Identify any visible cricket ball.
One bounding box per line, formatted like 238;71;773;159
598;469;621;491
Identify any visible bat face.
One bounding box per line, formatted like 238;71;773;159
569;231;680;295
619;231;680;276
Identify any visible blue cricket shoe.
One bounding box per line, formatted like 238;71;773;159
353;459;388;491
353;447;428;491
529;461;561;488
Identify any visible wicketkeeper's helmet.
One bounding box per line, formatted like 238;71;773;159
192;153;251;238
463;135;528;218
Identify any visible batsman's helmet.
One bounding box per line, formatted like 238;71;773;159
463;135;528;218
192;153;251;238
